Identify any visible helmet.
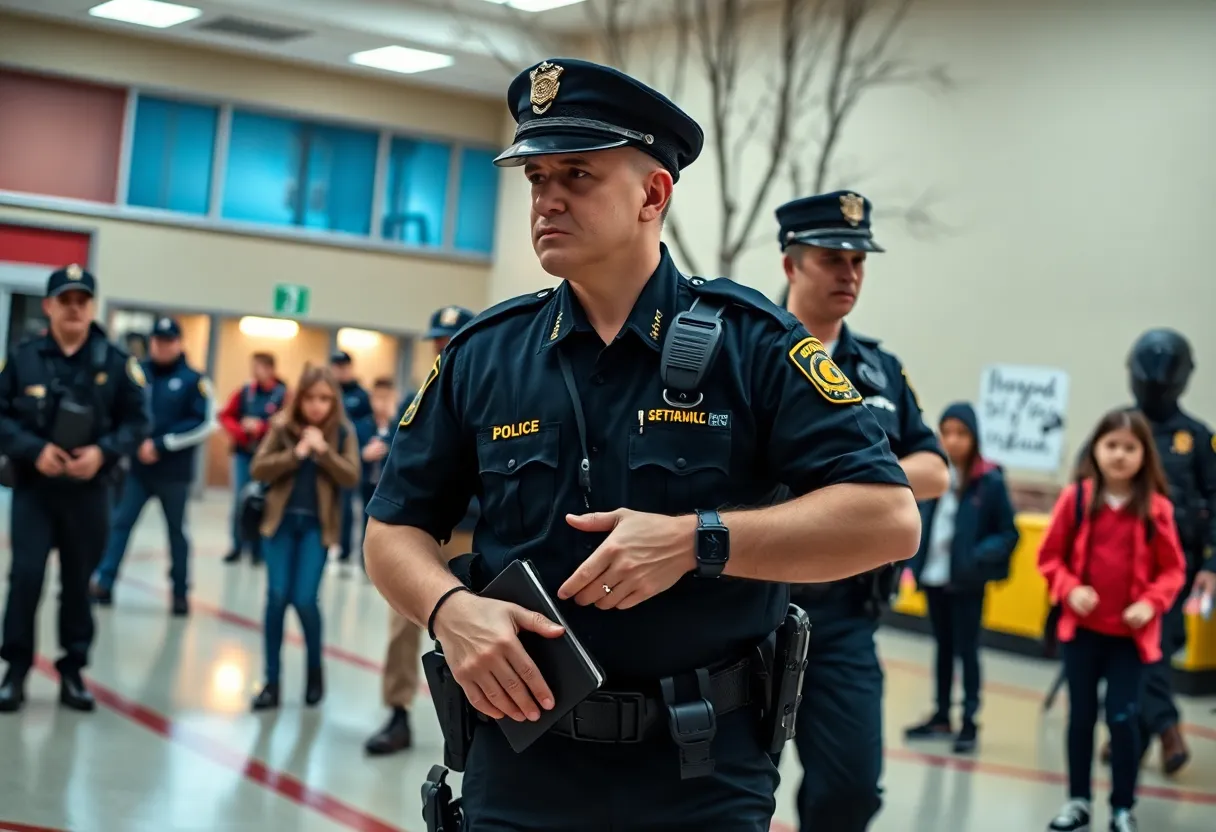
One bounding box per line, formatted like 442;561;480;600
1127;328;1193;419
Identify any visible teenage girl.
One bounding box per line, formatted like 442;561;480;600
1038;409;1185;832
904;402;1020;753
249;364;361;710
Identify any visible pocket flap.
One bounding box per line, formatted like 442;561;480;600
477;423;560;476
628;427;731;476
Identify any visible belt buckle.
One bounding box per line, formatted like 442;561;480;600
660;668;717;779
570;691;647;744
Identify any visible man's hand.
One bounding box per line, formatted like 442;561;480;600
558;509;697;610
240;416;263;435
1067;585;1099;617
1193;569;1216;599
362;437;388;462
137;438;159;465
35;443;70;476
432;590;563;722
65;445;104;480
1122;600;1156;629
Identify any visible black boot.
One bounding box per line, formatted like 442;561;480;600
905;714;952;740
0;666;28;713
89;581;113;606
252;682;280;711
305;666;324;707
59;669;95;712
222;549;242;564
172;596;189;617
953;720;978;754
364;707;413;755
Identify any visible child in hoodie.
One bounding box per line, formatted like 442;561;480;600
904;402;1020;753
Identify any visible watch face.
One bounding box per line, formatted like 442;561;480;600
700;530;727;563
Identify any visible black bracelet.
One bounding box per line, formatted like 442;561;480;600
428;585;473;640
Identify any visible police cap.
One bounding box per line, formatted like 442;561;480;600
330;350;353;366
46;263;96;298
1128;328;1193;387
493;58;704;182
151;316;182;339
425;305;475;340
776;191;885;253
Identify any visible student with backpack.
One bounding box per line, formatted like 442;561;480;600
1038;409;1186;832
248;364;360;711
903;402;1020;753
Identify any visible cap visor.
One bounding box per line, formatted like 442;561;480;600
787;235;884;254
494;133;630;166
424;327;452;339
48;285;94;298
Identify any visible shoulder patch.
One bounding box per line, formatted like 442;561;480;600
788;335;862;404
1211;434;1216;454
447;288;555;350
400;354;440;428
689;277;798;331
198;377;212;398
126;356;147;387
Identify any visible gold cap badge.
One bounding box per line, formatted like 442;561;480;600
530;61;564;115
839;193;865;227
66;263;83;280
439;306;460;327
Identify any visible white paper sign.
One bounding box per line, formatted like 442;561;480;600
978;364;1070;472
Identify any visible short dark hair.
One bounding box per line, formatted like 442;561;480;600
251;352;275;368
372;376;396;391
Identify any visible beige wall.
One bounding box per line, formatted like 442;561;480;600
488;0;1216;481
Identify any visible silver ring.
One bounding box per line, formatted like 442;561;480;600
602;584;612;595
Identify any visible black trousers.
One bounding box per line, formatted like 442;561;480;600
924;587;985;723
459;708;778;831
1063;628;1145;810
1;479;110;675
1138;577;1189;741
772;615;883;832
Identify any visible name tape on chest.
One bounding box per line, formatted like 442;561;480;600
644;408;730;427
400;355;440;428
492;419;541;440
787;336;862;405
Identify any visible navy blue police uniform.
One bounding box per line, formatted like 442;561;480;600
366;59;910;831
772;193;945;832
0;265;151;712
93;317;213;610
332;350;372;565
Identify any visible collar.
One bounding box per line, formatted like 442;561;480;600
831;322;859;361
150;354;185;375
539;243;683;353
40;323;104;359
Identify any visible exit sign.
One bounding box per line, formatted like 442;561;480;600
273;283;310;317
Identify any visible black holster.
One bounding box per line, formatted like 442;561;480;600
755;603;811;754
421;765;463;832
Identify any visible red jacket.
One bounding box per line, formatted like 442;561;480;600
1038;481;1186;663
218;379;287;453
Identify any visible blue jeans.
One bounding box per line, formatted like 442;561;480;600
229;453;259;555
261;512;327;683
95;476;191;599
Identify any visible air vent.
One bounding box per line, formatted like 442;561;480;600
193;16;312;43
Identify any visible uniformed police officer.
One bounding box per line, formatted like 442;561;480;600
91;316;215;617
773;193;949;832
0;265;150;712
363;59;922;831
331;350;372;569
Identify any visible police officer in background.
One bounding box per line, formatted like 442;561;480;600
91;316;215;617
364;59;921;830
774;193;949;832
331;350;371;570
0;265;150;712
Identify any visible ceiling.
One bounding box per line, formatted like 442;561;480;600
0;0;672;98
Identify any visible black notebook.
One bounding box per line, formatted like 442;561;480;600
480;559;604;753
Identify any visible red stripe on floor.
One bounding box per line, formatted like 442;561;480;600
0;822;71;832
30;657;406;832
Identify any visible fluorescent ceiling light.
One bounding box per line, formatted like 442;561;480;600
337;327;382;351
349;46;454;75
238;316;299;340
505;0;588;11
88;0;202;29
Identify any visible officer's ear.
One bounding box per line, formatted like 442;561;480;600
632;154;673;225
41;297;55;318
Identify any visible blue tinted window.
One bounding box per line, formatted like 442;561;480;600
454;148;499;255
382;137;450;246
222;110;377;235
127;96;217;215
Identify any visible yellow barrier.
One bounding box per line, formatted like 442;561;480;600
891;513;1216;672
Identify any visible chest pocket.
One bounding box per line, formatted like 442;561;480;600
477;423;560;544
627;426;732;514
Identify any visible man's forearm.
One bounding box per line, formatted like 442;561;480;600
901;450;949;501
721;483;920;584
364;519;463;628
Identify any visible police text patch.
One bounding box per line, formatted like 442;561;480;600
787;336;862;404
400;355;440;428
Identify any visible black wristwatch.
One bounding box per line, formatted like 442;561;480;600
694;508;730;578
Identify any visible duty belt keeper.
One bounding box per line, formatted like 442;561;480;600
661;667;718;779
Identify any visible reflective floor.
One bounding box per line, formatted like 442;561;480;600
1;489;1213;831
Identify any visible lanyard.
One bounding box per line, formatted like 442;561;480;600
555;348;592;510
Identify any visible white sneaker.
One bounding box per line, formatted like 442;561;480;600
1048;799;1091;832
1109;810;1136;832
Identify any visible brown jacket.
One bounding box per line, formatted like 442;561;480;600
249;413;361;546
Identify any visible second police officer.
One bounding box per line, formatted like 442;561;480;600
364;59;922;830
91;316;216;617
0;265;150;712
774;193;949;832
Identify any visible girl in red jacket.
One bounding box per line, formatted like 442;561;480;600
1039;409;1186;832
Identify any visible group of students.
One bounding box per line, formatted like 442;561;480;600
900;329;1213;832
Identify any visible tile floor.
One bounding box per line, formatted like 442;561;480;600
0;489;1213;831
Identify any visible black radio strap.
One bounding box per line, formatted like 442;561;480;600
659;297;726;409
555;349;592;509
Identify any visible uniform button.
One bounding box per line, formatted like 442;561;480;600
590;446;599;455
591;374;605;385
675;458;687;469
507;459;516;469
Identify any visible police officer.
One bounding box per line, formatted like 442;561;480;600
363;59;921;830
91;316;215;617
331;351;372;569
1116;329;1216;773
0;265;150;712
773;193;949;832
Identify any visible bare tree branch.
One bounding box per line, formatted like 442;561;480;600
440;0;555;73
664;212;703;275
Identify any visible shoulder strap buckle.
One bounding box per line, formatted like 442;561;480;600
659;297;726;409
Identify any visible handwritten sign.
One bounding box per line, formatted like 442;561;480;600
978;364;1070;472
